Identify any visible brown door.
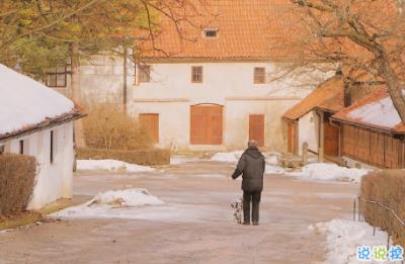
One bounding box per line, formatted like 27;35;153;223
323;116;339;157
249;114;265;147
139;113;159;143
287;121;298;154
190;104;223;145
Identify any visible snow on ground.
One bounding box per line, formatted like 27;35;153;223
170;155;202;165
287;163;369;182
77;159;155;173
210;150;285;174
53;189;164;219
265;164;286;174
210;151;243;163
309;219;389;264
0;64;75;135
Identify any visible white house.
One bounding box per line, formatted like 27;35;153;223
46;1;330;152
126;1;329;151
0;64;83;209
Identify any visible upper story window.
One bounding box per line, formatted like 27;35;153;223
203;28;218;38
254;67;266;84
191;66;203;83
45;65;68;88
138;65;151;83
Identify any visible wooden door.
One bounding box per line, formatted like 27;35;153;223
323;116;339;157
249;114;265;147
287;121;298;154
139;113;159;143
190;104;223;145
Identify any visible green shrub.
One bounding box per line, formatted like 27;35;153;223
0;154;36;216
83;104;153;150
77;148;171;166
361;170;405;248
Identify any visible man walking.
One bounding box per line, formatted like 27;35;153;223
231;140;265;225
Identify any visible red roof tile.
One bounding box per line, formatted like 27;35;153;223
138;0;306;61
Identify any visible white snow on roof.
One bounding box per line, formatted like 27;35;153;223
348;97;401;128
0;64;74;135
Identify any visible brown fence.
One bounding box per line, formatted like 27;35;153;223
343;125;405;168
361;170;405;248
77;148;171;166
0;154;37;216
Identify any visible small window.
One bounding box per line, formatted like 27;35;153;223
50;131;54;164
191;66;203;83
45;65;68;87
138;65;151;83
19;140;24;155
203;28;218;38
254;67;266;84
0;145;4;155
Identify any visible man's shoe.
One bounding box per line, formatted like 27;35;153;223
252;222;259;226
242;222;250;225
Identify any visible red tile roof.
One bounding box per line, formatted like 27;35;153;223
283;76;344;120
138;0;305;61
332;88;405;134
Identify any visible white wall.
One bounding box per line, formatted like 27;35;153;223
80;53;135;106
2;122;74;209
298;111;319;155
128;62;327;151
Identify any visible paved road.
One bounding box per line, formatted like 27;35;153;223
0;160;359;264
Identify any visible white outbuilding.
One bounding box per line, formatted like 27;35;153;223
0;64;83;209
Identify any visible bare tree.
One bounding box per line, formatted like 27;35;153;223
272;0;405;120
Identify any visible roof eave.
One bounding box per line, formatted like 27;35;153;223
0;110;86;142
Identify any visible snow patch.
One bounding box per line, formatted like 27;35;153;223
288;163;369;182
310;219;389;264
170;156;202;165
265;164;286;174
76;159;155;173
53;189;164;219
0;64;74;135
210;151;243;163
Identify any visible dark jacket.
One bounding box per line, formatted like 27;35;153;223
232;147;265;191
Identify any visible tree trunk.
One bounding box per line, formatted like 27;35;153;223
378;52;405;122
71;42;87;148
123;45;128;113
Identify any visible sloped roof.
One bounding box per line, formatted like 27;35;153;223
283;76;344;120
139;0;306;61
332;88;405;134
0;64;82;140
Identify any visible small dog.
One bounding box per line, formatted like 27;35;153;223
231;197;243;224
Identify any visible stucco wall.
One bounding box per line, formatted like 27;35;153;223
79;54;135;107
3;122;74;209
128;62;325;151
298;111;319;155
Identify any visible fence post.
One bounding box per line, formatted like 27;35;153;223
386;234;390;250
353;199;357;221
358;197;362;222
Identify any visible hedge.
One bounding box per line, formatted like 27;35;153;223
77;148;171;166
360;170;405;248
0;154;36;216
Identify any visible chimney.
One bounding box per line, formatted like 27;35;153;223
343;78;352;107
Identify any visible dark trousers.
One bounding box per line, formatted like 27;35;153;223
243;190;261;224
